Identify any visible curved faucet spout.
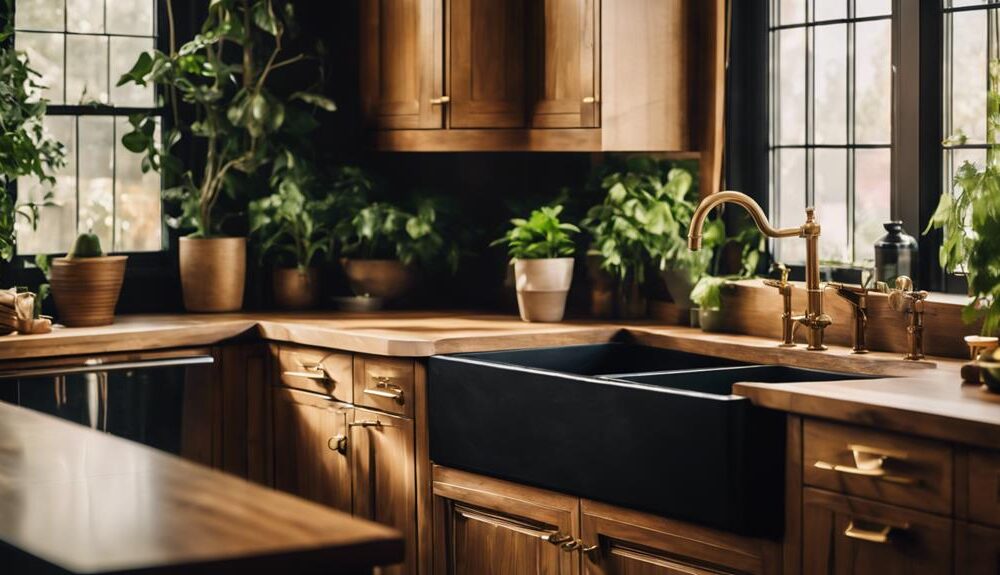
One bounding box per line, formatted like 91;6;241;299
687;191;801;251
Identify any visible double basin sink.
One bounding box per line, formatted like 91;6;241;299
428;343;872;537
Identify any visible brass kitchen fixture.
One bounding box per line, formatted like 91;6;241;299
877;276;928;361
828;282;870;354
689;191;832;351
763;264;796;347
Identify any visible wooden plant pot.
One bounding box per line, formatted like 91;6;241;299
514;258;575;323
341;259;415;300
273;266;321;310
50;256;128;327
179;237;246;312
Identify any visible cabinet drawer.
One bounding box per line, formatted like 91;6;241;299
354;355;415;417
968;450;1000;528
803;419;953;515
956;521;1000;575
803;488;952;575
277;345;353;402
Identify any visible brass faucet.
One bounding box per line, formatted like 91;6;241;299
879;276;928;361
828;282;869;354
688;191;831;351
762;265;796;347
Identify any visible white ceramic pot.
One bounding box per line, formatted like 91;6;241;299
513;258;575;322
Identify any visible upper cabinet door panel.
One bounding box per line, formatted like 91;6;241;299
361;0;444;129
530;0;598;128
449;0;526;128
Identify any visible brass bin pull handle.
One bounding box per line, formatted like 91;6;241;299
284;363;330;381
364;376;405;404
327;434;347;454
843;520;906;544
349;419;382;429
814;443;916;485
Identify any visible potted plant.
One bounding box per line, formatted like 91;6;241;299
689;217;764;332
925;60;1000;337
583;158;718;319
336;196;459;302
49;232;127;327
492;205;579;322
118;0;336;312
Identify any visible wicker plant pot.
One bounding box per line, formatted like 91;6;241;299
341;259;415;300
50;256;128;327
273;266;321;310
179;237;246;312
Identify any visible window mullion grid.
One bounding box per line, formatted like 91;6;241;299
848;0;857;264
806;12;815;210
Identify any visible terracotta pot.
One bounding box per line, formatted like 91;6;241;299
586;254;615;319
50;256;128;327
514;258;574;322
179;237;246;312
341;259;415;300
272;266;321;310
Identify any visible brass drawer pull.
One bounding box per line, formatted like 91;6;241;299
541;532;573;545
363;376;405;404
843;520;907;544
283;363;330;381
349;419;382;429
430;96;451;105
814;443;916;485
582;96;596;104
327;434;347;454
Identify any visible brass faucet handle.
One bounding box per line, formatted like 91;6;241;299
764;263;791;292
895;276;914;292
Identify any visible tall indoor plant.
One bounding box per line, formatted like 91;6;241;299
118;0;335;312
0;0;65;333
492;205;579;322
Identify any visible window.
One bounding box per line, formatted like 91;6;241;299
942;2;994;200
13;0;162;255
768;0;893;267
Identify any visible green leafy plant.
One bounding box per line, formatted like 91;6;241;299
118;0;336;237
582;157;722;286
689;214;765;310
491;205;579;261
336;196;460;273
0;0;65;264
249;161;368;271
926;60;1000;335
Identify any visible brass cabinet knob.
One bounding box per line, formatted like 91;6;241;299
582;96;596;104
430;96;451;105
327;434;347;454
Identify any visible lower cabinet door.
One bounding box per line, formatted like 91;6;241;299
272;387;353;512
956;522;1000;575
351;407;417;575
580;499;780;575
432;466;581;575
802;488;952;575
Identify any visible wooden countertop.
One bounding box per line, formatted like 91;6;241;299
3;310;998;448
0;402;403;575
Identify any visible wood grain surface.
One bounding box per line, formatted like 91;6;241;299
0;402;403;575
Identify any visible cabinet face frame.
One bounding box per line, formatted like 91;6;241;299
361;0;445;129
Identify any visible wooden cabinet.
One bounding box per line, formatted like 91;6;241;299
802;488;952;574
433;466;581;575
272;387;353;513
581;500;780;575
360;0;444;129
276;344;353;401
351;407;418;575
366;0;707;152
432;467;779;575
956;522;1000;575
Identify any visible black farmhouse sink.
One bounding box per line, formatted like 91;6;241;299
428;343;872;537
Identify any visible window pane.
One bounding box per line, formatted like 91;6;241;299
815;149;849;263
16;117;78;255
950;10;987;143
814;24;847;144
14;0;65;32
111;37;155;107
114;117;162;251
856;0;891;18
67;0;105;34
854;149;891;264
776;149;807;264
15;32;65;104
813;0;846;22
66;35;109;105
778;28;806;145
77;117;115;250
855;19;892;144
108;0;155;36
780;0;805;25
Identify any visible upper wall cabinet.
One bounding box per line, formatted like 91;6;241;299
362;0;710;153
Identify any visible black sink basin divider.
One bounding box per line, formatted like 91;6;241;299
428;344;792;537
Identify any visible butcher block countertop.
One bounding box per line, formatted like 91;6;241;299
0;402;403;575
2;310;998;447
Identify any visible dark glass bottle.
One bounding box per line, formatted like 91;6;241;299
874;221;919;287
